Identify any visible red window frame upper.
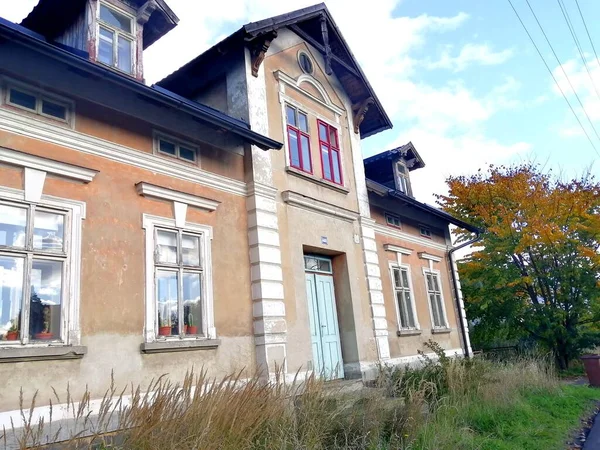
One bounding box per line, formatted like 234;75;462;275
317;120;343;185
286;106;312;174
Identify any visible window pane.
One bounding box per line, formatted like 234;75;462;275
9;89;36;110
183;272;202;335
157;230;178;264
329;127;338;147
99;4;132;33
179;146;196;162
41;100;67;120
182;234;201;266
157;270;178;336
159;139;176;156
401;270;409;288
0;205;27;248
288;129;300;168
117;36;132;73
285;105;296;126
331;150;341;184
0;256;24;341
30;259;62;341
98;27;114;66
321;144;331;180
298;112;308;132
432;275;441;292
300;134;311;172
404;291;415;328
304;256;318;271
34;210;64;252
396;291;408;328
317;259;332;273
318;123;328;142
426;274;433;291
430;293;441;327
392;269;401;289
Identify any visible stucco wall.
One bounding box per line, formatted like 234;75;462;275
0;111;254;411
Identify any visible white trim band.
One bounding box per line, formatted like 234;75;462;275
135;182;220;212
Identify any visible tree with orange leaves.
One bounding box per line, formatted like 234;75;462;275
438;163;600;369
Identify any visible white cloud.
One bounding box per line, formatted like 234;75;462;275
428;43;514;72
0;0;527;203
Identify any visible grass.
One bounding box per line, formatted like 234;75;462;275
3;341;600;450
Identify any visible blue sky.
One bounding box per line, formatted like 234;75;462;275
2;0;599;204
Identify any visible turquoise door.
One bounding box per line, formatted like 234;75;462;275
305;271;344;380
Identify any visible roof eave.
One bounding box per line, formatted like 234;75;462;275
0;19;281;151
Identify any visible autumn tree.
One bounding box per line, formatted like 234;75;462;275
438;164;600;369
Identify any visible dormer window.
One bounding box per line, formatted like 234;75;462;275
97;3;135;74
395;161;412;196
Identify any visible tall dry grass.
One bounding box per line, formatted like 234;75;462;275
1;342;558;450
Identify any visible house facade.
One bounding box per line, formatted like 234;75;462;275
0;0;477;421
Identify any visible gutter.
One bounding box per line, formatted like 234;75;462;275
0;19;282;151
448;230;482;358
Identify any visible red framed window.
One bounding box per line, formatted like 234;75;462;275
285;105;312;173
318;120;342;185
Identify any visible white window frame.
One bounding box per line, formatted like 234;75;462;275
0;186;84;349
2;80;74;126
385;213;401;229
153;131;200;166
389;261;419;331
422;267;449;329
142;214;214;343
96;1;136;75
395;161;412;196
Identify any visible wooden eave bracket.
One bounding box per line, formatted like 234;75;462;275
320;14;333;75
352;97;374;134
137;0;158;25
250;31;278;77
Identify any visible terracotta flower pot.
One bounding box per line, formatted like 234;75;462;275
158;326;171;336
34;332;54;340
187;326;198;335
6;331;19;341
581;355;600;387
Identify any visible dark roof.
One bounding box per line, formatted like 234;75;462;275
366;179;481;233
0;16;281;151
21;0;179;49
158;3;392;139
364;142;425;190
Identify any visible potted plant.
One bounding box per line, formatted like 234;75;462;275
158;310;171;336
6;318;19;341
187;313;198;335
34;306;54;340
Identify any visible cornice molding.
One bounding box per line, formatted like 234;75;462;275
0;146;97;183
383;244;413;255
0;108;247;196
418;252;442;262
135;182;220;211
281;190;358;223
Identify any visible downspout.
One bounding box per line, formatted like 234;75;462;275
448;230;481;358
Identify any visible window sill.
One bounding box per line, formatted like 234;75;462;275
286;167;349;194
397;329;422;337
0;345;87;363
431;328;452;334
140;339;221;354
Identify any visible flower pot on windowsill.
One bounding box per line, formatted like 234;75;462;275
187;326;198;335
158;326;172;336
6;331;19;341
581;354;600;387
34;332;54;340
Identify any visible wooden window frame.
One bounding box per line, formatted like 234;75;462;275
420;226;432;239
317;119;343;185
385;213;402;229
285;105;312;174
423;268;448;329
154;132;200;165
97;1;136;75
4;82;72;125
389;262;419;331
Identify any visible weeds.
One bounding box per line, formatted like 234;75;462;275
0;341;587;450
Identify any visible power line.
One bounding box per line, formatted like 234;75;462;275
556;0;600;102
506;0;599;157
524;0;600;145
574;0;600;73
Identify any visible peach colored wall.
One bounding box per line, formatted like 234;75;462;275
374;230;462;358
0;120;254;410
